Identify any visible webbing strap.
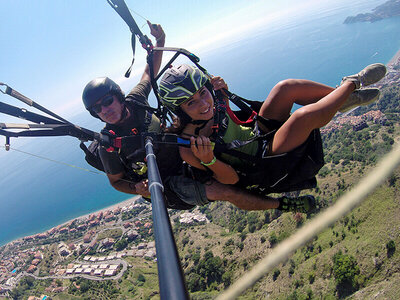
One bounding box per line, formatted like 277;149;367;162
0;101;63;125
0;83;71;124
107;0;153;77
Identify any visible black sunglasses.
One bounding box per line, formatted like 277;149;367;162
91;95;115;114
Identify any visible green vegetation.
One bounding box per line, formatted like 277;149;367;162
332;250;361;296
97;228;123;240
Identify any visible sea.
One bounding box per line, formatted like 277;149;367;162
1;0;400;247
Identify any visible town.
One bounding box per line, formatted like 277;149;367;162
0;198;208;298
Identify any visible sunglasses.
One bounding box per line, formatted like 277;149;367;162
91;95;115;114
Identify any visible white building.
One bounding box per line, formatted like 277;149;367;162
93;269;103;276
104;269;117;276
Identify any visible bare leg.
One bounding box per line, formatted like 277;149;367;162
271;81;355;154
204;181;279;210
259;79;335;123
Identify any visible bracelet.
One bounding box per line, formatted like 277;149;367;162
201;156;217;167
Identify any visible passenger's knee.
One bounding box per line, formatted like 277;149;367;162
291;106;319;127
272;79;300;97
276;78;298;89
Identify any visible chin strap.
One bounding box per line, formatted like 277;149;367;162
192;118;213;136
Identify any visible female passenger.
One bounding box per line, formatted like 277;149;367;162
158;63;386;197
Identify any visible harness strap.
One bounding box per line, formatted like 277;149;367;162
206;90;287;165
213;128;277;164
0;101;64;125
107;0;153;77
224;89;284;129
0;83;71;124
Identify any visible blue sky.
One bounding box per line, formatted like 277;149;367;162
0;0;332;122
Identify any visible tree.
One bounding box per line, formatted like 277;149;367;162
114;238;128;251
187;273;206;292
80;281;90;293
192;251;201;265
269;232;278;246
196;251;224;287
137;273;146;283
222;270;233;287
386;240;396;257
332;251;360;296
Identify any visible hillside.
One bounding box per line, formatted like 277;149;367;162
344;0;400;23
171;83;400;298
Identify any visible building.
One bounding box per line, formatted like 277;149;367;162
93;269;103;276
83;268;92;275
102;238;115;248
27;265;37;273
104;269;117;276
31;259;41;266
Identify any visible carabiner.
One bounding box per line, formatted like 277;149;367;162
0;82;9;94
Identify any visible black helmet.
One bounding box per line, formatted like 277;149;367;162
82;77;124;118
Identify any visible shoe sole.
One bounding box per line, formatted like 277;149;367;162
359;63;387;87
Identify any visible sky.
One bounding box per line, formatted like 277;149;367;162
0;0;335;123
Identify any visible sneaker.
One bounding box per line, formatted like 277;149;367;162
340;63;387;89
339;88;380;113
277;195;318;213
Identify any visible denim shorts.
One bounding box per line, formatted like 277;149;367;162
166;175;209;206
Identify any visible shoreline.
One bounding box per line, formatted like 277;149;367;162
388;48;400;66
1;195;142;248
60;195;142;225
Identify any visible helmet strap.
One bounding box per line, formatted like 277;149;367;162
185;86;216;135
192;118;212;136
119;104;129;123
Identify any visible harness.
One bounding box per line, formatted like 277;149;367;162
199;92;325;194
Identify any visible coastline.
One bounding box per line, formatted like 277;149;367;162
1;195;142;248
61;195;142;225
388;48;400;66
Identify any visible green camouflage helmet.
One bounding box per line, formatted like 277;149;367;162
159;64;209;111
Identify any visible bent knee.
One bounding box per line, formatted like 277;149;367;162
277;78;305;89
291;105;320;128
272;79;304;98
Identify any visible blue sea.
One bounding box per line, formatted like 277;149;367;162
1;0;400;247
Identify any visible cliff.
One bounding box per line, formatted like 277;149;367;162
344;0;400;23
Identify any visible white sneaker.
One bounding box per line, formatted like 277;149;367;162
339;88;380;113
341;63;387;89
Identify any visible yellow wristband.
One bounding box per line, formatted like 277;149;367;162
201;156;217;167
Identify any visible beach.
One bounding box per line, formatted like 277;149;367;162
388;48;400;67
63;195;142;225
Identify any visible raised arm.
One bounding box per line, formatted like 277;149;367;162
141;21;165;82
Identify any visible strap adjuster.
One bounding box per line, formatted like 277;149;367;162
131;128;138;135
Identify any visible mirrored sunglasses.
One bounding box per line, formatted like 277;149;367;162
91;95;115;114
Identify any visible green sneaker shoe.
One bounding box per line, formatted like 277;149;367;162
277;195;317;213
339;88;380;113
340;63;387;89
